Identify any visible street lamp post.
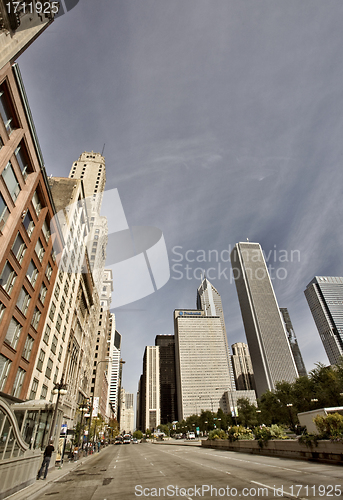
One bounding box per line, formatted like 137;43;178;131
48;378;67;444
78;399;89;450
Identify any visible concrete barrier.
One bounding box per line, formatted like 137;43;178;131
202;439;343;464
0;449;42;500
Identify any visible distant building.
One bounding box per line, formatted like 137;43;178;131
231;342;256;391
197;277;236;390
304;276;343;365
119;388;134;433
174;309;232;419
230;242;298;397
155;334;177;424
109;326;121;419
137;346;160;431
280;308;307;377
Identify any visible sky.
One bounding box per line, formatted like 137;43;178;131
17;0;343;396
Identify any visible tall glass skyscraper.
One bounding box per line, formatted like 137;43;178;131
304;276;343;365
280;308;307;377
230;242;298;397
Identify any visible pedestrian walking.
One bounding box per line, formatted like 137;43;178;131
37;440;55;480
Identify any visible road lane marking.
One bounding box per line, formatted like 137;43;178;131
251;481;306;500
160;471;165;476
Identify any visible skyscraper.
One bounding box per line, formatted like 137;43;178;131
230;242;298;397
155;335;178;424
109;327;121;419
280;308;307;377
197;277;235;390
231;342;256;391
304;276;343;365
174;309;232;419
138;346;160;431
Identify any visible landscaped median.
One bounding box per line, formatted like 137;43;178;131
202;439;343;464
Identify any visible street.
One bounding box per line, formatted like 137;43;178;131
33;442;342;500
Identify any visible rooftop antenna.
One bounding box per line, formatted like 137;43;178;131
101;143;106;156
247;238;249;242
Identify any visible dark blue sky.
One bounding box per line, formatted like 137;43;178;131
18;0;343;394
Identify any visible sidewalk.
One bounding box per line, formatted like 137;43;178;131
6;451;99;500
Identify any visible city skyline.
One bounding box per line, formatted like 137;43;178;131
15;1;343;395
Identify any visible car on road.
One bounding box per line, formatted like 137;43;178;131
115;436;123;445
132;438;139;444
123;434;131;444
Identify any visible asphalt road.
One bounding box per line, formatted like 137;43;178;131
33;442;343;500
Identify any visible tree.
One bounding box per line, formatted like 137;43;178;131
133;430;143;440
157;424;170;436
236;398;258;427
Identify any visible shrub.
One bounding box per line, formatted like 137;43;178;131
208;429;227;440
314;413;343;441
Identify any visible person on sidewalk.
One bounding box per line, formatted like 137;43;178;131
37;440;55;480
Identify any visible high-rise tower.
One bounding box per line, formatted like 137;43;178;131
304;276;343;365
280;308;307;377
174;309;232;419
197;277;235;390
230;242;298;397
155;335;178;424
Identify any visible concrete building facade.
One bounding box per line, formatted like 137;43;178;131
174;309;233;419
230;242;298;398
138;346;160;431
304;276;343;365
231;342;255;391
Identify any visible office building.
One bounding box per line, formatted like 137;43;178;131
119;388;134;433
304;276;343;365
280;308;307;377
174;309;232;419
231;342;255;391
0;0;58;71
0;63;63;400
155;334;177;424
26;177;98;429
230;242;298;397
137;346;160;431
109;325;121;419
197;277;235;390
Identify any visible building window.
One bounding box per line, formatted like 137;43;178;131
0;192;9;231
42;219;50;243
22;210;34;237
0;84;18;135
49;302;56;321
40;384;47;400
16;287;31;315
0;261;16;295
0;301;5;322
54;282;60;300
56;313;62;332
45;358;53;379
11;232;26;264
53;367;59;385
4;317;22;349
15;143;32;181
60;296;66;313
31;307;41;330
35;238;44;262
62;325;66;342
2;162;20;203
51;335;58;355
43;324;51;344
39;283;47;304
29;378;38;399
58;346;63;362
11;367;25;398
22;335;34;361
31;191;42;217
26;260;38;286
36;349;45;372
0;354;11;391
45;263;53;281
